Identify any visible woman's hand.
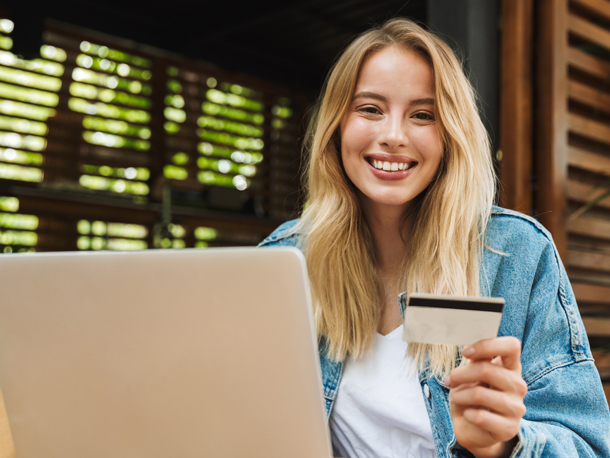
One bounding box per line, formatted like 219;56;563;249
444;336;527;458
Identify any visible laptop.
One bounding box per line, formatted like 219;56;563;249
0;247;333;458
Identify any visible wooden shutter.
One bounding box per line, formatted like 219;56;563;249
536;0;610;395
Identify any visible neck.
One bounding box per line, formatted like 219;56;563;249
360;198;411;277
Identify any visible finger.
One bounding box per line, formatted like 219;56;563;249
450;384;526;418
446;361;528;396
462;336;522;370
462;408;521;444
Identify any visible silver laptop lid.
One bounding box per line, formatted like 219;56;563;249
0;247;332;458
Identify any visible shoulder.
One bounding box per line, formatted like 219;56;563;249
486;206;556;255
258;219;302;248
488;205;554;242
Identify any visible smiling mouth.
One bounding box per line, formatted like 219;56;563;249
367;158;417;172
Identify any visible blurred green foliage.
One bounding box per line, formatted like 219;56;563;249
0;229;36;246
72;68;150;95
80;41;152;68
202;102;264;125
197;156;256;177
197;129;263;151
81;164;150;181
0;147;43;165
0;82;58;106
197;115;263;137
70;98;150;123
0;212;38;230
195;226;217;241
206;89;263;112
0;132;46;151
0;163;43;181
70;83;151;109
0;100;55;121
83;116;151;139
79;174;149;195
0;116;46;135
0;196;18;212
164;165;187;180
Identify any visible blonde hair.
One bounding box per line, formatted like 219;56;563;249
296;18;496;377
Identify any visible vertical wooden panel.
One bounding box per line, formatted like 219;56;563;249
499;0;533;214
536;0;569;261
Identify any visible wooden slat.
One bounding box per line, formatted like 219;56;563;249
568;80;610;115
537;0;570;260
573;282;610;303
568;146;610;175
571;0;610;22
569;216;610;240
583;316;610;336
499;0;534;214
568;13;610;54
569;113;610;145
568;249;610;272
567;179;610;209
568;47;610;80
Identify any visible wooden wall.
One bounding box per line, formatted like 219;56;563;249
500;0;610;398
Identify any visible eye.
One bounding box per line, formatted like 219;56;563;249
413;112;435;121
357;105;382;115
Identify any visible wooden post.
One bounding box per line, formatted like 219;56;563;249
536;0;569;261
499;0;533;214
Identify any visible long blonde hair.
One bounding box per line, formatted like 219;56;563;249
296;18;496;377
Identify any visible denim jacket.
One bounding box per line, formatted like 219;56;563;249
259;206;610;458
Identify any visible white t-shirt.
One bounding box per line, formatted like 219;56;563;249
329;325;437;458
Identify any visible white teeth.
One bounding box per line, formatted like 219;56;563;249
370;159;413;171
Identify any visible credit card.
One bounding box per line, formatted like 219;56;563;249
402;293;505;346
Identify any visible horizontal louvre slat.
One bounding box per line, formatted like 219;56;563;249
573;282;610;303
568;80;610;114
568;47;610;79
569;14;610;53
568;146;610;175
571;0;610;22
567;179;610;209
568;216;610;240
583;316;610;336
569;113;610;145
568;249;610;272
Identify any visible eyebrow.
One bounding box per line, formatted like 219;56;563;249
352;91;435;107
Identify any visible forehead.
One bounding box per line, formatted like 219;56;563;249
355;46;435;95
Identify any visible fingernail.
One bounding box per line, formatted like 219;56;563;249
444;376;451;387
462;346;475;357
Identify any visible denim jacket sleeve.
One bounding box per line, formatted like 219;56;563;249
482;209;610;458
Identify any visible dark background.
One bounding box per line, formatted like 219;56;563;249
1;0;500;147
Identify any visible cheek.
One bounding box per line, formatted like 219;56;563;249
412;127;443;164
341;117;376;156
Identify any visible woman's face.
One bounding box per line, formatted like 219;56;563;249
340;45;443;216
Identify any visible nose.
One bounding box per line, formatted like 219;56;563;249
379;114;408;150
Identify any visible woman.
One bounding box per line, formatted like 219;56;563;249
259;18;610;458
